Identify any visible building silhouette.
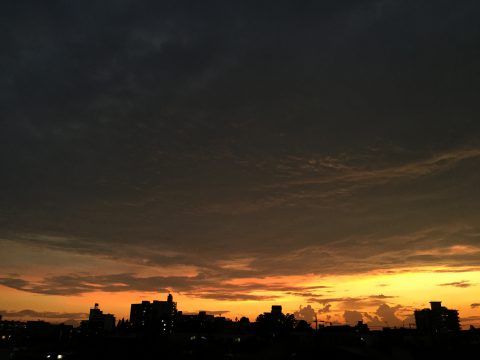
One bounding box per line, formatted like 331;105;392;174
414;301;460;334
130;293;177;332
81;303;116;334
271;305;282;315
4;298;480;359
256;305;296;333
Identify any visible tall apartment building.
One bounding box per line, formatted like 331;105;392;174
415;301;460;334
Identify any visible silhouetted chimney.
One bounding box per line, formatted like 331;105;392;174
430;301;442;311
271;305;282;314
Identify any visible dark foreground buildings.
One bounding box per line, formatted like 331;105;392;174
414;301;460;334
80;303;116;335
2;299;478;360
130;293;177;332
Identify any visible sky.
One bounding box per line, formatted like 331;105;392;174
1;0;480;328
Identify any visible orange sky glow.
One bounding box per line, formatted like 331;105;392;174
2;266;479;329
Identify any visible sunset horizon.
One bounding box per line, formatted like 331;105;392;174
2;1;480;351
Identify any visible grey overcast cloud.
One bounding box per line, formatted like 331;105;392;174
1;0;480;325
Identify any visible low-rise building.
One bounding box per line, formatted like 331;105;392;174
81;303;116;334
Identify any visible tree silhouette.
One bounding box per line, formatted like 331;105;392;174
256;312;296;334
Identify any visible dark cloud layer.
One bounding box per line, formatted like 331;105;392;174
0;309;87;320
438;280;474;288
0;273;324;300
308;294;398;310
1;1;480;296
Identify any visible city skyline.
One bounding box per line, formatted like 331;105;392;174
0;287;476;331
2;1;480;332
0;293;465;332
1;296;471;359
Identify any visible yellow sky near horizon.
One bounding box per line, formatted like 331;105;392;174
2;267;479;329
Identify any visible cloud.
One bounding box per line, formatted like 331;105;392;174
205;310;230;316
0;309;87;320
0;277;29;290
367;294;397;300
438;280;473;288
344;310;363;325
317;304;331;314
293;305;316;322
4;224;480;303
0;273;204;296
11;224;480;282
471;303;480;309
362;304;404;328
283;148;480;192
375;304;403;327
308;294;397;310
185;292;277;302
182;310;230;316
2;0;480;304
0;273;320;301
202;148;480;216
460;316;480;323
